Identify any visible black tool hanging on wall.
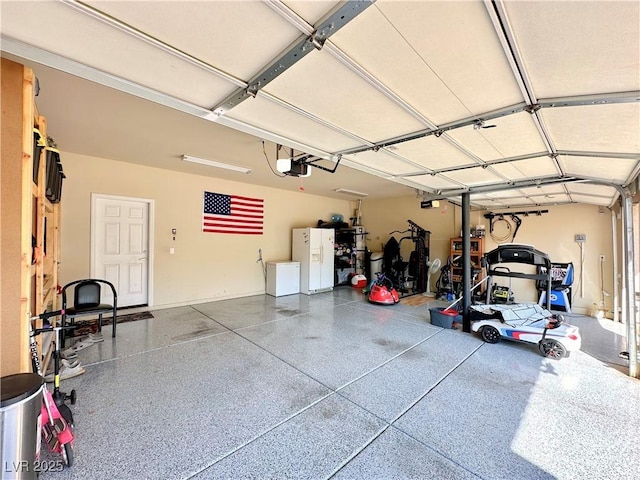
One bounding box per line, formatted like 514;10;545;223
483;210;548;243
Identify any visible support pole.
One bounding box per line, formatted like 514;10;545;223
621;193;637;378
462;192;471;333
612;208;619;323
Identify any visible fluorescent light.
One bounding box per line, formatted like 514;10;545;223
334;188;368;197
182;155;251;174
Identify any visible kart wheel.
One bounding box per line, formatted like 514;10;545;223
62;443;74;467
539;339;566;359
480;325;501;344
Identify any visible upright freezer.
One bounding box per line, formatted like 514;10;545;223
292;228;335;294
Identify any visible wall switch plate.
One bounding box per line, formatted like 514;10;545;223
575;234;586;243
170;247;175;255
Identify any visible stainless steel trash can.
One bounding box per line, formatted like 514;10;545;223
1;373;44;480
370;252;384;277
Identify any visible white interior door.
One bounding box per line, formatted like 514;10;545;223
92;195;151;307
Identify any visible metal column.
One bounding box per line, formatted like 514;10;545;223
462;192;471;333
621;192;638;378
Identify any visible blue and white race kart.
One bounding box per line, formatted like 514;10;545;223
471;303;581;359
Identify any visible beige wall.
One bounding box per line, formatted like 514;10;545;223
60;152;353;308
58;151;621;316
361;196;617;316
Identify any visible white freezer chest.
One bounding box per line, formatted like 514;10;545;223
266;261;300;297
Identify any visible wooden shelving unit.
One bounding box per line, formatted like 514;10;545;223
449;237;485;293
1;59;61;375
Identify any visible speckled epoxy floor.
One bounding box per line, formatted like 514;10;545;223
41;288;640;480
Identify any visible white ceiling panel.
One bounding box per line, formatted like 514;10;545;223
329;5;472;125
504;1;640;98
282;1;341;25
541;104;640;154
375;0;523;115
569;194;615;207
0;1;236;107
519;185;567;198
391;136;475;171
447;112;548;161
403;174;463;191
263;50;426;142
566;183;619;198
441;167;503;186
492;156;559;181
470;197;520;209
515;186;572;206
344;151;423;176
524;193;572;206
87;0;300;81
558;155;638;184
226;95;362;153
486;189;531;199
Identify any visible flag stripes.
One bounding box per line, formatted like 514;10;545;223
202;191;264;235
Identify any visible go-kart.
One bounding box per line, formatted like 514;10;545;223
470;303;581;359
367;273;400;305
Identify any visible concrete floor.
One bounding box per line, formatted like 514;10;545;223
42;288;639;479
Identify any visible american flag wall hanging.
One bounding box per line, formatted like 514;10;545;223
202;191;264;235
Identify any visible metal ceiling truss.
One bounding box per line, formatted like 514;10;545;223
400;152;548;178
334;90;639;158
212;0;375;116
539;91;640;109
422;175;583;200
557;150;640;160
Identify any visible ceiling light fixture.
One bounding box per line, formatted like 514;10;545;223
182;155;251;174
334;188;368;197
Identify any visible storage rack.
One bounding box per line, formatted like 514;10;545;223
449;236;485;295
334;226;366;285
1;59;62;374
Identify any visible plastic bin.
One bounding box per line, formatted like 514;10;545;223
429;307;461;329
1;373;44;480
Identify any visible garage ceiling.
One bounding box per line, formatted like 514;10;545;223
1;0;639;207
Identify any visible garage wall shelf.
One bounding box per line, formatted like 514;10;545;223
1;59;62;374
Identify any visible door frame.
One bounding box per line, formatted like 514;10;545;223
90;193;155;307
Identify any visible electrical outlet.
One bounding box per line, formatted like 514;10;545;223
575;234;586;243
599;254;605;262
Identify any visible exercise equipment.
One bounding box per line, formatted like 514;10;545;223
383;220;430;297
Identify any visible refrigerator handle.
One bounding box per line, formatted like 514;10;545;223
320;244;323;264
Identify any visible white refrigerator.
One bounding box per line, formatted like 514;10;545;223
292;228;335;294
